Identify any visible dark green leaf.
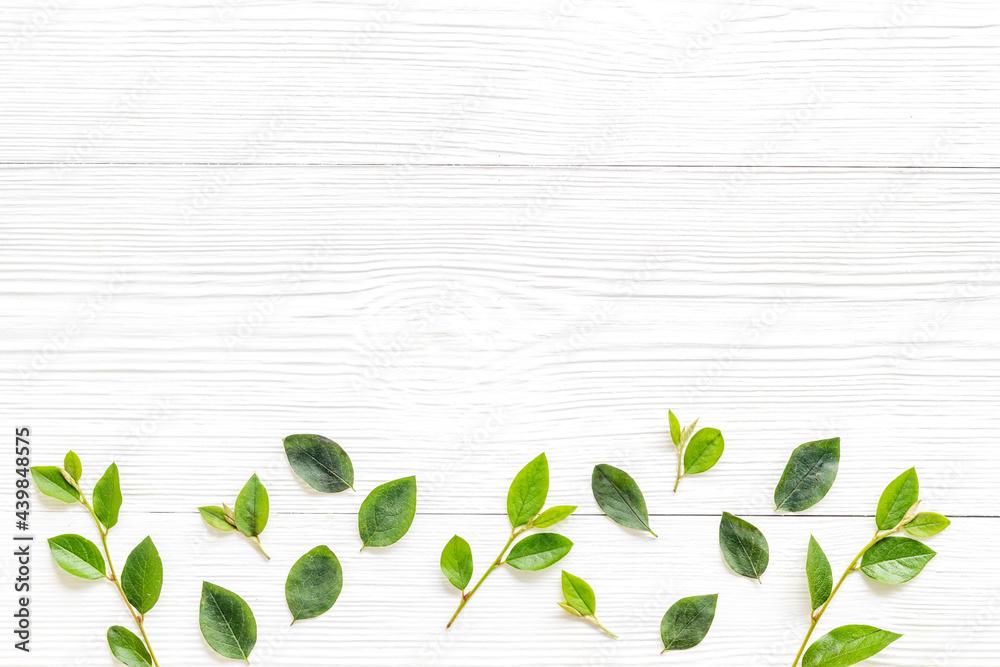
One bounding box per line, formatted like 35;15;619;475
107;625;152;667
30;466;80;503
591;464;656;536
719;512;769;581
94;463;123;531
200;506;237;532
860;537;935;584
122;536;163;614
668;410;681;446
683;428;725;474
806;535;833;610
200;581;257;661
64;451;82;482
285;545;343;623
235;473;269;538
507;453;549;527
803;624;901;667
904;511;950;537
506;533;573;571
876;468;919;530
561;571;596;616
358;476;417;548
660;594;717;652
283;433;355;493
440;535;473;591
47;534;106;579
773;438;840;512
532;505;577;528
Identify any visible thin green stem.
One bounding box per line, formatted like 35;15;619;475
246;535;270;560
588;615;618;638
673;445;684;493
446;525;527;629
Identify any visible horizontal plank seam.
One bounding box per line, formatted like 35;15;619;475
2;162;1000;170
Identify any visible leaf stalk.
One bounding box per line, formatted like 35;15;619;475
446;524;528;629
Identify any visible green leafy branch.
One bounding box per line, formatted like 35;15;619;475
668;410;725;492
199;473;271;560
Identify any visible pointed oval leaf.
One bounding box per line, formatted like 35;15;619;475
200;506;237;532
561;571;596;616
358;476;417;548
719;512;769;581
235;473;269;538
122;536;163;614
806;535;833;610
591;464;655;536
532;505;577;528
200;582;257;661
860;536;935;584
506;533;573;571
286;545;343;623
440;535;473;591
683;427;725;474
283;433;355;493
30;466;80;503
94;463;123;531
107;625;153;667
507;453;549;527
660;594;718;651
48;534;106;580
64;451;83;482
876;468;919;530
668;410;681;446
904;511;950;537
774;438;840;512
803;624;901;667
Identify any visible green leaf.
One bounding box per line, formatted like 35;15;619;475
719;512;769;582
668;410;681;446
440;535;473;591
803;624;901;667
64;451;82;482
507;453;549;528
285;545;343;623
234;473;269;538
283;433;355;493
200;506;237;532
122;536;163;614
47;534;106;580
532;505;577;528
561;571;596;616
200;581;257;661
904;511;950;537
30;466;80;503
358;476;417;548
860;537;936;584
94;463;123;531
876;468;919;530
660;594;718;652
506;533;573;571
591;464;656;536
683;427;725;474
806;535;833;611
773;438;840;512
107;625;153;667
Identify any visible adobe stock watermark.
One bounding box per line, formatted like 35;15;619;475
6;0;62;53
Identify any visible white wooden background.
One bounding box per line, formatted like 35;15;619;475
3;1;999;665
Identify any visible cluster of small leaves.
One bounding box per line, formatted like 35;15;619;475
669;410;725;492
199;473;271;560
558;571;617;638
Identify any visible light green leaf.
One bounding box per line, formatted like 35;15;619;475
876;467;919;530
286;545;343;623
122;536;163;614
668;410;681;446
561;571;596;616
358;476;417;548
660;594;717;652
440;535;473;591
904;511;950;537
774;438;840;512
200;582;257;661
719;512;769;582
283;434;354;493
860;537;935;584
64;451;82;482
107;625;152;667
47;534;106;580
506;533;573;571
591;464;656;536
94;463;122;531
806;535;833;611
683;427;725;474
558;601;583;617
199;506;237;532
30;466;80;503
532;505;577;528
235;473;269;538
507;453;549;528
803;624;901;667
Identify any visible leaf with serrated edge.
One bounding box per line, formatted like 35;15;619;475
532;505;576;528
683;428;725;474
803;624;901;667
48;534;106;580
506;533;573;571
591;464;656;536
122;536;162;614
200;582;257;661
440;535;473;591
806;535;833;610
507;453;549;527
107;625;152;667
283;434;355;493
94;463;122;531
860;537;935;584
561;571;596;616
904;511;950;537
876;468;919;530
235;473;269;538
30;466;80;503
358;476;417;548
719;512;769;582
286;545;343;623
660;594;718;652
774;438;840;512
